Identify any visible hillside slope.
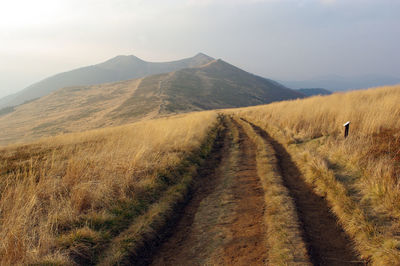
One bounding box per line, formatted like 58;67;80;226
0;53;214;109
0;59;303;145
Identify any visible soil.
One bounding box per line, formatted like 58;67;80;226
150;118;267;265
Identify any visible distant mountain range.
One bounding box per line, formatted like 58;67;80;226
281;74;400;92
0;53;214;109
0;54;304;145
296;88;332;96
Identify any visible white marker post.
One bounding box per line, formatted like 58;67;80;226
343;121;350;138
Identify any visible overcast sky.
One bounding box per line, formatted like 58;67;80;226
0;0;399;97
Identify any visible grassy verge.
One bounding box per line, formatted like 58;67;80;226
238;116;400;265
234;117;311;265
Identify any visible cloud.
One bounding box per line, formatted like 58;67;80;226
319;0;336;5
185;0;280;7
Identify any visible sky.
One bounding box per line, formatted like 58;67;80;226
0;0;400;97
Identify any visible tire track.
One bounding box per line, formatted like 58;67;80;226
243;119;364;265
150;116;267;265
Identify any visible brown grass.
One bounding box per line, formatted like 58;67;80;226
232;84;400;265
0;111;218;264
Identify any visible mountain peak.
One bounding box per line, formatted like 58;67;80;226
100;55;145;66
193;52;214;61
194;52;211;57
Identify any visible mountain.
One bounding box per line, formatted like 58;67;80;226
296;88;332;97
0;53;214;109
0;59;303;145
159;59;304;112
281;74;400;91
0;92;20;108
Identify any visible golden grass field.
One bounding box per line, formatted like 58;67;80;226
0;111;218;264
1;84;400;265
233;84;400;264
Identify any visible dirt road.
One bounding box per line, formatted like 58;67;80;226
150;118;267;265
146;116;363;265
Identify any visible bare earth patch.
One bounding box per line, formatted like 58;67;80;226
150;118;267;265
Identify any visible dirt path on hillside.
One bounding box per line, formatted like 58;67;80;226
150;118;267;265
245;120;364;266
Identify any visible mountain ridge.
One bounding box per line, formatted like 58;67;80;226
0;53;215;109
0;58;304;145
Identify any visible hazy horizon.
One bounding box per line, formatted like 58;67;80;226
1;0;400;98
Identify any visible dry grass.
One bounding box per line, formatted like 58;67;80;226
0;111;218;265
235;117;310;265
0;77;167;146
232;84;400;264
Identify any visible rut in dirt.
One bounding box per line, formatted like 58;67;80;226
245;119;364;266
150;117;267;266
